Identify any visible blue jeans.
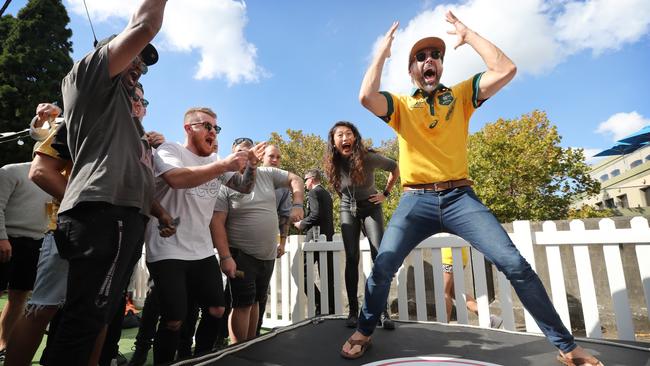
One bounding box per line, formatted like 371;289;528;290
357;187;577;353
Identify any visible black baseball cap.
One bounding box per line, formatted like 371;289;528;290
95;34;159;67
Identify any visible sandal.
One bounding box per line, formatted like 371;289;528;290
557;352;604;366
340;336;372;360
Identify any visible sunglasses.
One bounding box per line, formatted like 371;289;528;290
414;50;442;62
132;57;148;75
304;176;313;182
233;137;253;146
190;121;221;134
132;95;149;108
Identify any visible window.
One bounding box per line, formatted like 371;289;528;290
605;198;615;209
610;169;621;177
600;174;609;182
645;154;650;162
595;202;604;210
630;159;643;169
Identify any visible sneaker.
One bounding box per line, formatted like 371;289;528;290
127;347;149;366
490;314;503;329
378;311;395;330
0;348;5;361
345;313;358;328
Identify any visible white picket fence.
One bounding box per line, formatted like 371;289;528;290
132;217;650;342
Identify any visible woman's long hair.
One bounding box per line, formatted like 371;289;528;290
324;121;368;193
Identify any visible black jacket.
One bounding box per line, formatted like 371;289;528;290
299;184;334;240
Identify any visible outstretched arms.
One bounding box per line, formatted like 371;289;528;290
359;21;399;117
445;11;516;100
107;0;167;78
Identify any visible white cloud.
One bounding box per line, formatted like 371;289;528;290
579;148;605;164
377;0;650;93
65;0;266;85
555;0;650;55
596;111;650;141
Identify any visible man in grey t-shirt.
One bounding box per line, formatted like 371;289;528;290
213;138;304;344
48;2;172;365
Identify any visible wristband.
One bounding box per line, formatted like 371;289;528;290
292;203;303;208
383;190;390;197
220;255;232;262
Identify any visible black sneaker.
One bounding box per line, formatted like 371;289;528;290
345;313;358;328
378;311;395;330
127;347;149;366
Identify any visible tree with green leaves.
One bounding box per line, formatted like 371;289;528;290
0;0;73;166
467;110;600;222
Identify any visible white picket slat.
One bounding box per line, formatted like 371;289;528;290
471;248;491;328
412;249;427;321
542;221;572;332
598;219;635;341
512;220;542;334
397;257;409;321
569;220;602;338
431;248;447;323
451;247;469;324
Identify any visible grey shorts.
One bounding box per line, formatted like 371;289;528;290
27;233;69;309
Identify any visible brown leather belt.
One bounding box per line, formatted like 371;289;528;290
403;179;473;192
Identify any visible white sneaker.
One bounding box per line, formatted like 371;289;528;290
490;314;503;328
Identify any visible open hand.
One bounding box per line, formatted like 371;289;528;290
248;141;267;166
445;10;470;50
378;21;399;59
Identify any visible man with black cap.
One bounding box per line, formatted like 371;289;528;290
341;10;603;366
47;1;170;365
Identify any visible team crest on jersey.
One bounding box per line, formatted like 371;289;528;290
437;92;454;106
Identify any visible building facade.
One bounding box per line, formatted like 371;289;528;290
576;144;650;212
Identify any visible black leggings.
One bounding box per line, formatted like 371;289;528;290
340;199;383;313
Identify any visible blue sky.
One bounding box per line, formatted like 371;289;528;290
6;0;650;163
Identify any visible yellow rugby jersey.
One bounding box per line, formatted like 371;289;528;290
441;246;469;266
35;126;71;231
380;73;484;185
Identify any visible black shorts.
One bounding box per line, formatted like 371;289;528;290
229;248;274;308
0;236;42;291
148;256;225;321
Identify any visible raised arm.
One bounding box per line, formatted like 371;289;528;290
30;103;62;141
445;11;516;100
359;21;399;117
161;151;248;189
224;142;266;193
107;0;167;78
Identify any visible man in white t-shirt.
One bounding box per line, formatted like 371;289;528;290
144;107;265;364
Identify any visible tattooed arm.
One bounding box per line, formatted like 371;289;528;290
224;162;257;193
